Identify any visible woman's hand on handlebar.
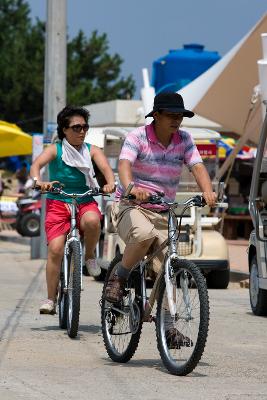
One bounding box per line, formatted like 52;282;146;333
34;180;60;192
202;191;217;207
102;182;116;194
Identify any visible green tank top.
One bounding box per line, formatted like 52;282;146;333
47;142;94;204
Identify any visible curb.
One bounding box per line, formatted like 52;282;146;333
0;234;30;246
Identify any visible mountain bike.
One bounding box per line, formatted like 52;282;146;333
101;192;217;375
36;183;106;338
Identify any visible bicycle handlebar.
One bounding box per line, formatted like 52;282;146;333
123;192;227;210
123;192;204;207
34;183;107;199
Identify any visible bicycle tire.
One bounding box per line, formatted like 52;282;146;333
58;261;68;329
67;240;82;339
156;259;209;376
101;254;143;363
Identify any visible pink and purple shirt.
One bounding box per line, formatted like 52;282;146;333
115;122;203;206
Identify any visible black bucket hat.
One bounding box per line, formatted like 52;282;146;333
145;92;194;118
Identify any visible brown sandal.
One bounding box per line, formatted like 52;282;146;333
166;328;193;349
105;274;126;303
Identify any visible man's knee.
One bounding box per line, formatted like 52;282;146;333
138;236;156;248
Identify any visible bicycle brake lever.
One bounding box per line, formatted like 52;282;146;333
127;194;136;200
148;194;163;204
193;195;205;207
155;191;165;198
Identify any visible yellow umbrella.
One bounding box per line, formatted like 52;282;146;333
0;120;32;157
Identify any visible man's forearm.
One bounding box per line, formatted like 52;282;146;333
118;160;134;190
191;163;213;192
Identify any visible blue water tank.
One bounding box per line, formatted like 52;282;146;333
151;44;221;94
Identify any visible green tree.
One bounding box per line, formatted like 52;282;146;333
67;30;135;105
0;0;45;132
0;0;136;133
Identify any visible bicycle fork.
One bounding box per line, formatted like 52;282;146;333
164;210;179;318
165;256;177;317
63;238;83;292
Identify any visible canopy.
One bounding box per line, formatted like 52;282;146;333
179;13;267;144
0;121;32;157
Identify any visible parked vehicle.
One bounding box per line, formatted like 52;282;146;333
248;112;267;315
86;126;230;289
0;194;18;229
16;192;41;237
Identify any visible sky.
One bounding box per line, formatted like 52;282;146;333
27;0;267;98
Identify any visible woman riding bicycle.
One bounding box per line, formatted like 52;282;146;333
30;105;115;314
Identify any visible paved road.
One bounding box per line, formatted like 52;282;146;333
0;235;266;400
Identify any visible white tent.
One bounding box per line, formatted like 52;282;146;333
179;13;267;144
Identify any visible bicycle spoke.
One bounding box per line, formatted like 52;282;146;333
156;259;209;375
101;255;143;363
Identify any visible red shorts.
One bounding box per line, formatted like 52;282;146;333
45;199;102;244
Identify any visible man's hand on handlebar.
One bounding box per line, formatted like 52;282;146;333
202;191;217;207
128;187;151;202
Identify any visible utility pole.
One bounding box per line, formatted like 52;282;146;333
37;0;67;259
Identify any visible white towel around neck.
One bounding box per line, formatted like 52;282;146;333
61;138;98;188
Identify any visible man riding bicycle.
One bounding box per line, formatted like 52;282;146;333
105;92;217;344
30;105;115;314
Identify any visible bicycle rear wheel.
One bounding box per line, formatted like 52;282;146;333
101;254;143;363
58;261;68;329
67;240;82;338
156;259;209;375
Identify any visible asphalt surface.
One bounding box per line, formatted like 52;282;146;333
0;232;266;400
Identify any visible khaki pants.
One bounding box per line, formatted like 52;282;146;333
111;202;168;274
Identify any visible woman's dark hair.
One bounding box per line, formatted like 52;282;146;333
57;105;90;140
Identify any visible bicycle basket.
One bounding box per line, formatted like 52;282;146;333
177;232;193;256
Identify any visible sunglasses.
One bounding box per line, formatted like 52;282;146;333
68;123;89;133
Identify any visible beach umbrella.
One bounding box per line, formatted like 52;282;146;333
0;121;32;157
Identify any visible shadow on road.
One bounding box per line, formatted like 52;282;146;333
102;357;209;376
246;311;267;319
31;324;101;334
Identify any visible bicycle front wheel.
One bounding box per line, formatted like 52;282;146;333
156;259;209;376
58;261;68;329
67;240;82;339
101;254;143;363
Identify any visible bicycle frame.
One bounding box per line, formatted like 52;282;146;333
122;195;215;323
137;206;181;322
34;184;108;297
102;193;214;375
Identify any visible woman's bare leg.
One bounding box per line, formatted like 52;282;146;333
46;235;66;301
80;211;101;260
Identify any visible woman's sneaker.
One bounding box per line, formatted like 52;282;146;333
39;299;56;315
86;258;101;277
